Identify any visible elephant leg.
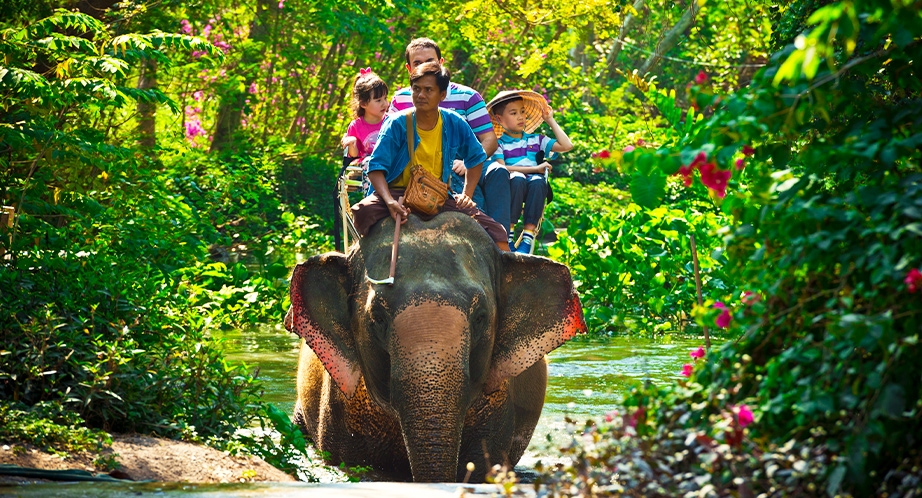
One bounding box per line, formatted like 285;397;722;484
456;359;548;482
296;342;410;477
295;341;325;441
506;358;548;463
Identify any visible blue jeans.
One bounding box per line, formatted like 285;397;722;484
509;173;548;227
451;162;511;232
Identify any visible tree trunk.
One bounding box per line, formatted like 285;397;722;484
209;0;277;153
136;57;157;149
624;0;699;100
606;0;646;82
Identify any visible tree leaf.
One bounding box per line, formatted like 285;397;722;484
630;171;667;209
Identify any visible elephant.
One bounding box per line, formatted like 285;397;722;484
283;211;586;482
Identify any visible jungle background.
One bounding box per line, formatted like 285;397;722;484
1;0;920;494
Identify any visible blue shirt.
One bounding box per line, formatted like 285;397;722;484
366;108;487;195
491;132;558;166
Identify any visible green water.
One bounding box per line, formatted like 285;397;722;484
214;326;710;454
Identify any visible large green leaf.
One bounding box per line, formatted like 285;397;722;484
630;171;667;209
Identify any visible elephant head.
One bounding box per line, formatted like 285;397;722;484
285;212;585;482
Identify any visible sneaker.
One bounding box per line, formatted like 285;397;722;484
507;233;517;252
515;236;533;254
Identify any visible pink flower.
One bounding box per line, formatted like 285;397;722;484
733;405;754;428
192;90;204;101
278;0;284;8
714;302;732;328
180;19;193;35
636;138;646;146
742;145;755;156
690;346;705;360
540;53;547;59
694;70;708;84
698;161;732;198
741;291;760;305
906;268;922;293
603;410;618;423
622;145;635;153
627;407;645;428
735;158;745;170
248;82;258;94
681;363;694;377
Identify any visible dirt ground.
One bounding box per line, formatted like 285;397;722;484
0;434;296;484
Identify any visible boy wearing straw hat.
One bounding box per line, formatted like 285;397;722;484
486;90;573;254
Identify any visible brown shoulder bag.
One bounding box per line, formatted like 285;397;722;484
402;113;449;216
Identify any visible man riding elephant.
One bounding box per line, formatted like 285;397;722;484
389;38;513;235
352;61;510;251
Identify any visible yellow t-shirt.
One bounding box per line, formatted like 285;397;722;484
390;114;443;188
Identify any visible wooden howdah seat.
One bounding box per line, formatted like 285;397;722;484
333;152;364;252
333;151;555;255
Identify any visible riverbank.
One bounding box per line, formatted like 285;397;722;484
0;434;295;484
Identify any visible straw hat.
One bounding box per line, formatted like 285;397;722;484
486;90;550;138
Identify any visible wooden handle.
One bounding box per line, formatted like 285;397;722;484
389;196;404;279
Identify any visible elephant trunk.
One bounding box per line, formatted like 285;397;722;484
398;399;463;482
390;301;471;482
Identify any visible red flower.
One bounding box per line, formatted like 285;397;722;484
699;162;732;198
695;70;708;84
690;346;705;360
735;158;745;170
742;145;755;156
906;268;922;293
681;363;694;377
733;404;754;428
714;302;732;328
598;149;611;159
636;138;646;146
676;151;707;187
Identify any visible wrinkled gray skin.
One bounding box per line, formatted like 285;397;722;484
284;212;586;482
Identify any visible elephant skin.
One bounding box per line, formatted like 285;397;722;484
284;211;586;482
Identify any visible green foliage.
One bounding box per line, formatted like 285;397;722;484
0;401;111;456
232;403;318;480
546;178;730;336
538;0;922;494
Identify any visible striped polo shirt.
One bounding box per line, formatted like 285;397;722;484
491;132;558;167
389;82;494;137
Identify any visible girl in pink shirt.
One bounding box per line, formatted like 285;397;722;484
341;69;389;193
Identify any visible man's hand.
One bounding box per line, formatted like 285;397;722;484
452;159;466;176
453;193;476;209
385;197;408;224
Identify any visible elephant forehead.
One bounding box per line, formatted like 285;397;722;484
391;301;468;359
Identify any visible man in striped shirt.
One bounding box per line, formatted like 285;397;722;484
389;38;512;233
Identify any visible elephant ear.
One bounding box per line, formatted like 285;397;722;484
486;254;587;393
284;252;361;398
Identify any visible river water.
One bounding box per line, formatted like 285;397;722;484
2;327;710;496
213;325;709;460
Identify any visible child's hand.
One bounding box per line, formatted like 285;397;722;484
539;162;553;174
542;106;554;122
341;136;358;148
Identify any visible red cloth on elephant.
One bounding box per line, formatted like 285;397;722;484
352;188;508;244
